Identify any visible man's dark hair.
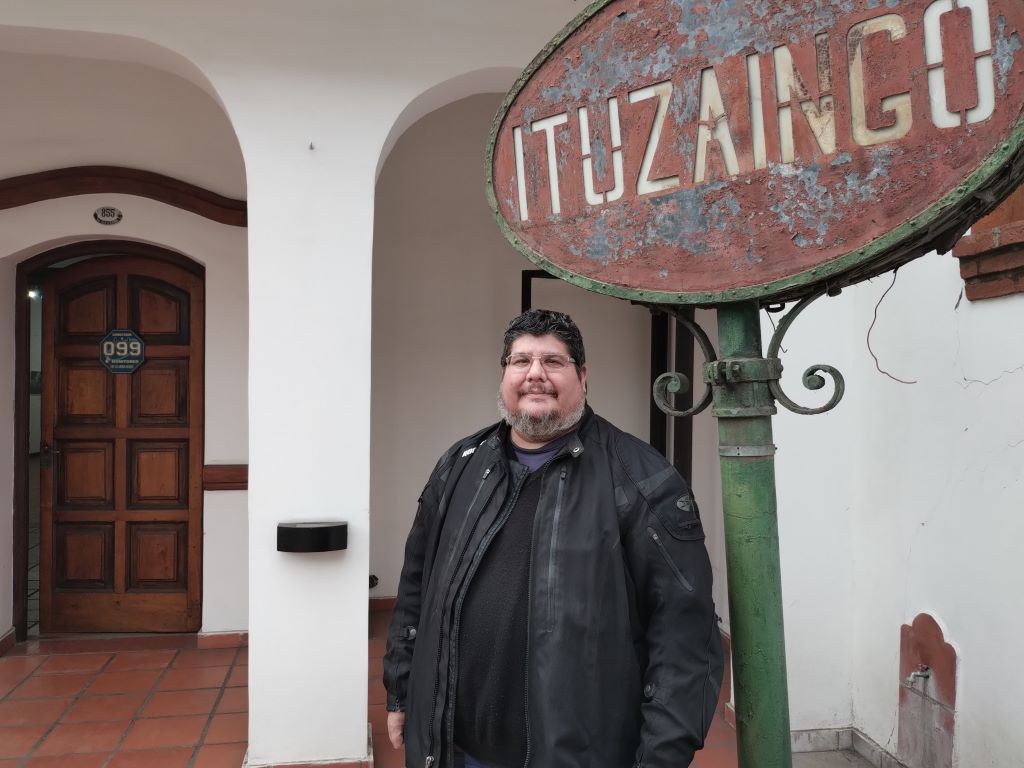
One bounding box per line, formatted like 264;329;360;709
501;309;586;373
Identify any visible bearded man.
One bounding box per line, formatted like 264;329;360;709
384;309;722;768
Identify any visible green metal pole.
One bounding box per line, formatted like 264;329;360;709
709;302;792;768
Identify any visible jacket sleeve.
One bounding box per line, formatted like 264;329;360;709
619;443;724;767
382;448;454;713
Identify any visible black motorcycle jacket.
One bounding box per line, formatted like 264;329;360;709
383;407;723;768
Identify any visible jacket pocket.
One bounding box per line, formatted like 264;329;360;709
646;527;694;592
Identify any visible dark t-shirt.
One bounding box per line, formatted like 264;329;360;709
512;431;574;473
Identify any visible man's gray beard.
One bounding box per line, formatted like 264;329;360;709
496;390;585;443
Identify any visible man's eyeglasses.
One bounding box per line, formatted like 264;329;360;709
504;353;576;372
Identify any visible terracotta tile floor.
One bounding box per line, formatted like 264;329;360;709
0;635;249;768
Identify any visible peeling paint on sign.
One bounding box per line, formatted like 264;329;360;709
487;0;1024;304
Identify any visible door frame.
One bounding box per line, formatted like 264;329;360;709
13;240;205;641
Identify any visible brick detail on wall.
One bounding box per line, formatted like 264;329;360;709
953;184;1024;301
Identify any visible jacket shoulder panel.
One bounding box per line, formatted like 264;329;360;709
597;416;703;541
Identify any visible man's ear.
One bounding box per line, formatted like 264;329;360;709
580;364;588;393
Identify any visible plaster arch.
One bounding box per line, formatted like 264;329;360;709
375;67;521;182
0;24;246;199
0;23;230;121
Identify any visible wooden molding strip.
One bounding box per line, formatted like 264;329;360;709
203;464;248;491
0;166;246;227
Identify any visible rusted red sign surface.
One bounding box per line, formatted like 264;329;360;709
487;0;1024;304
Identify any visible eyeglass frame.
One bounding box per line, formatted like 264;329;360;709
502;352;578;373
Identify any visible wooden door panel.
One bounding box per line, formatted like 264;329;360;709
127;523;187;592
128;441;188;508
56;442;115;509
54;523;114;590
129;277;190;343
132;359;188;425
58;360;114;425
42;255;203;633
51;593;189;633
57;278;116;342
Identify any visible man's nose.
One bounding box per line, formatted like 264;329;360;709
525;357;548;378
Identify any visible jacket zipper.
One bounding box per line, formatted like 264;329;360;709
443;465;529;767
647;527;695;592
426;464;498;766
545;468;567;629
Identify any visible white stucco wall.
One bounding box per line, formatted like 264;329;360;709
772;251;1024;764
0;194;249;641
370;93;656;597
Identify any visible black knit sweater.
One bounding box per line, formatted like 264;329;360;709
452;468;542;766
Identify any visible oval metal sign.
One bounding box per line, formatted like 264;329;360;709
487;0;1024;304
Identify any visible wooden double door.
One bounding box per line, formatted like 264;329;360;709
40;255;204;633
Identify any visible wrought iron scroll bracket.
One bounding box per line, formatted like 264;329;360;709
645;305;718;419
765;289;846;416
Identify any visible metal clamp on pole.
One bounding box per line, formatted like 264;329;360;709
719;445;778;457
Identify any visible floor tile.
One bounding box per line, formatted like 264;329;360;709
106;747;195;767
204;712;248;744
368;635;387;658
225;666;247;687
0;656;46;678
62;694;147;723
368;703;389;740
87;669;162;695
373;745;405;768
158;666;230;691
0;658;47;696
106;650;177;672
235;647;248;665
705;716;737;748
368;657;383;678
193;742;248;768
0;697;71;726
0;725;48;758
23;754;110;767
37;654;112;675
215;687;248;713
34;720;130;755
142;689;219;718
121;715;207;750
9;672;92;699
368;675;385;708
173;649;236;668
693;744;739;768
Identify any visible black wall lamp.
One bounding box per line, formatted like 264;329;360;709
277;522;348;553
